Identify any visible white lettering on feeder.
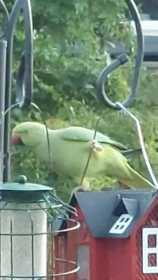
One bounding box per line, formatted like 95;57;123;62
109;214;133;234
142;228;158;274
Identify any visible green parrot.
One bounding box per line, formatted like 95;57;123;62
11;121;154;189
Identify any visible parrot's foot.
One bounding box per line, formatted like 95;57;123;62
90;139;103;152
118;181;132;189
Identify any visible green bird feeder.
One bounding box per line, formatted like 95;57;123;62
0;175;80;279
0;175;55;278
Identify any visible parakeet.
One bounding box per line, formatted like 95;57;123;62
11;121;154;189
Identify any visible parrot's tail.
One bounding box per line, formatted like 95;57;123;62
120;165;155;189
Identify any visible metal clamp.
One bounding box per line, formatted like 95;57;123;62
96;0;144;109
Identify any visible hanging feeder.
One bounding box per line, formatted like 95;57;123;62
0;175;80;279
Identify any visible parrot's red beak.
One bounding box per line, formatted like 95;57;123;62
11;134;24;145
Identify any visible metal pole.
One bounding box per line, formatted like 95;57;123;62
3;0;33;182
0;40;7;181
3;15;14;182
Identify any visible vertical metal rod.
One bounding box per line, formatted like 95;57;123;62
0;213;1;277
31;216;35;279
23;0;33;107
3;0;33;182
0;40;7;182
52;234;56;280
3;0;21;182
10;219;13;278
47;223;53;280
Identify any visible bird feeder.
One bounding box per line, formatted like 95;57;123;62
55;190;158;280
0;175;80;279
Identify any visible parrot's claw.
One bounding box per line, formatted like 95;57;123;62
90;139;103;152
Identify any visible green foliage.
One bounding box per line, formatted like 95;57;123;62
5;0;158;201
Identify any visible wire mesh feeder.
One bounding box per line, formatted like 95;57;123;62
0;175;80;279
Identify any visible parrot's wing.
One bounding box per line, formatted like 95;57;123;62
58;126;127;150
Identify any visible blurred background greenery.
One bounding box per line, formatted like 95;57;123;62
3;0;158;200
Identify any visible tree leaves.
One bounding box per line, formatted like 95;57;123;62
8;0;158;200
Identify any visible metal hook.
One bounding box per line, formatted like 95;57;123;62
96;0;144;109
5;0;33;108
3;0;33;181
97;54;128;109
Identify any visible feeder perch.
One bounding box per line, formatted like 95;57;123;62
0;175;80;279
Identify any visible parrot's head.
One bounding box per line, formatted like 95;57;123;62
11;122;47;147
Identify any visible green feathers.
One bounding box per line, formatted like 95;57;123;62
59;126;127;149
12;121;154;189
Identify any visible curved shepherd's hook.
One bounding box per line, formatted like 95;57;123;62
3;0;33;181
96;0;144;109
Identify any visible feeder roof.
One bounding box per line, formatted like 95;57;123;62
0;176;52;203
70;190;157;238
0;182;51;191
0;175;51;192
